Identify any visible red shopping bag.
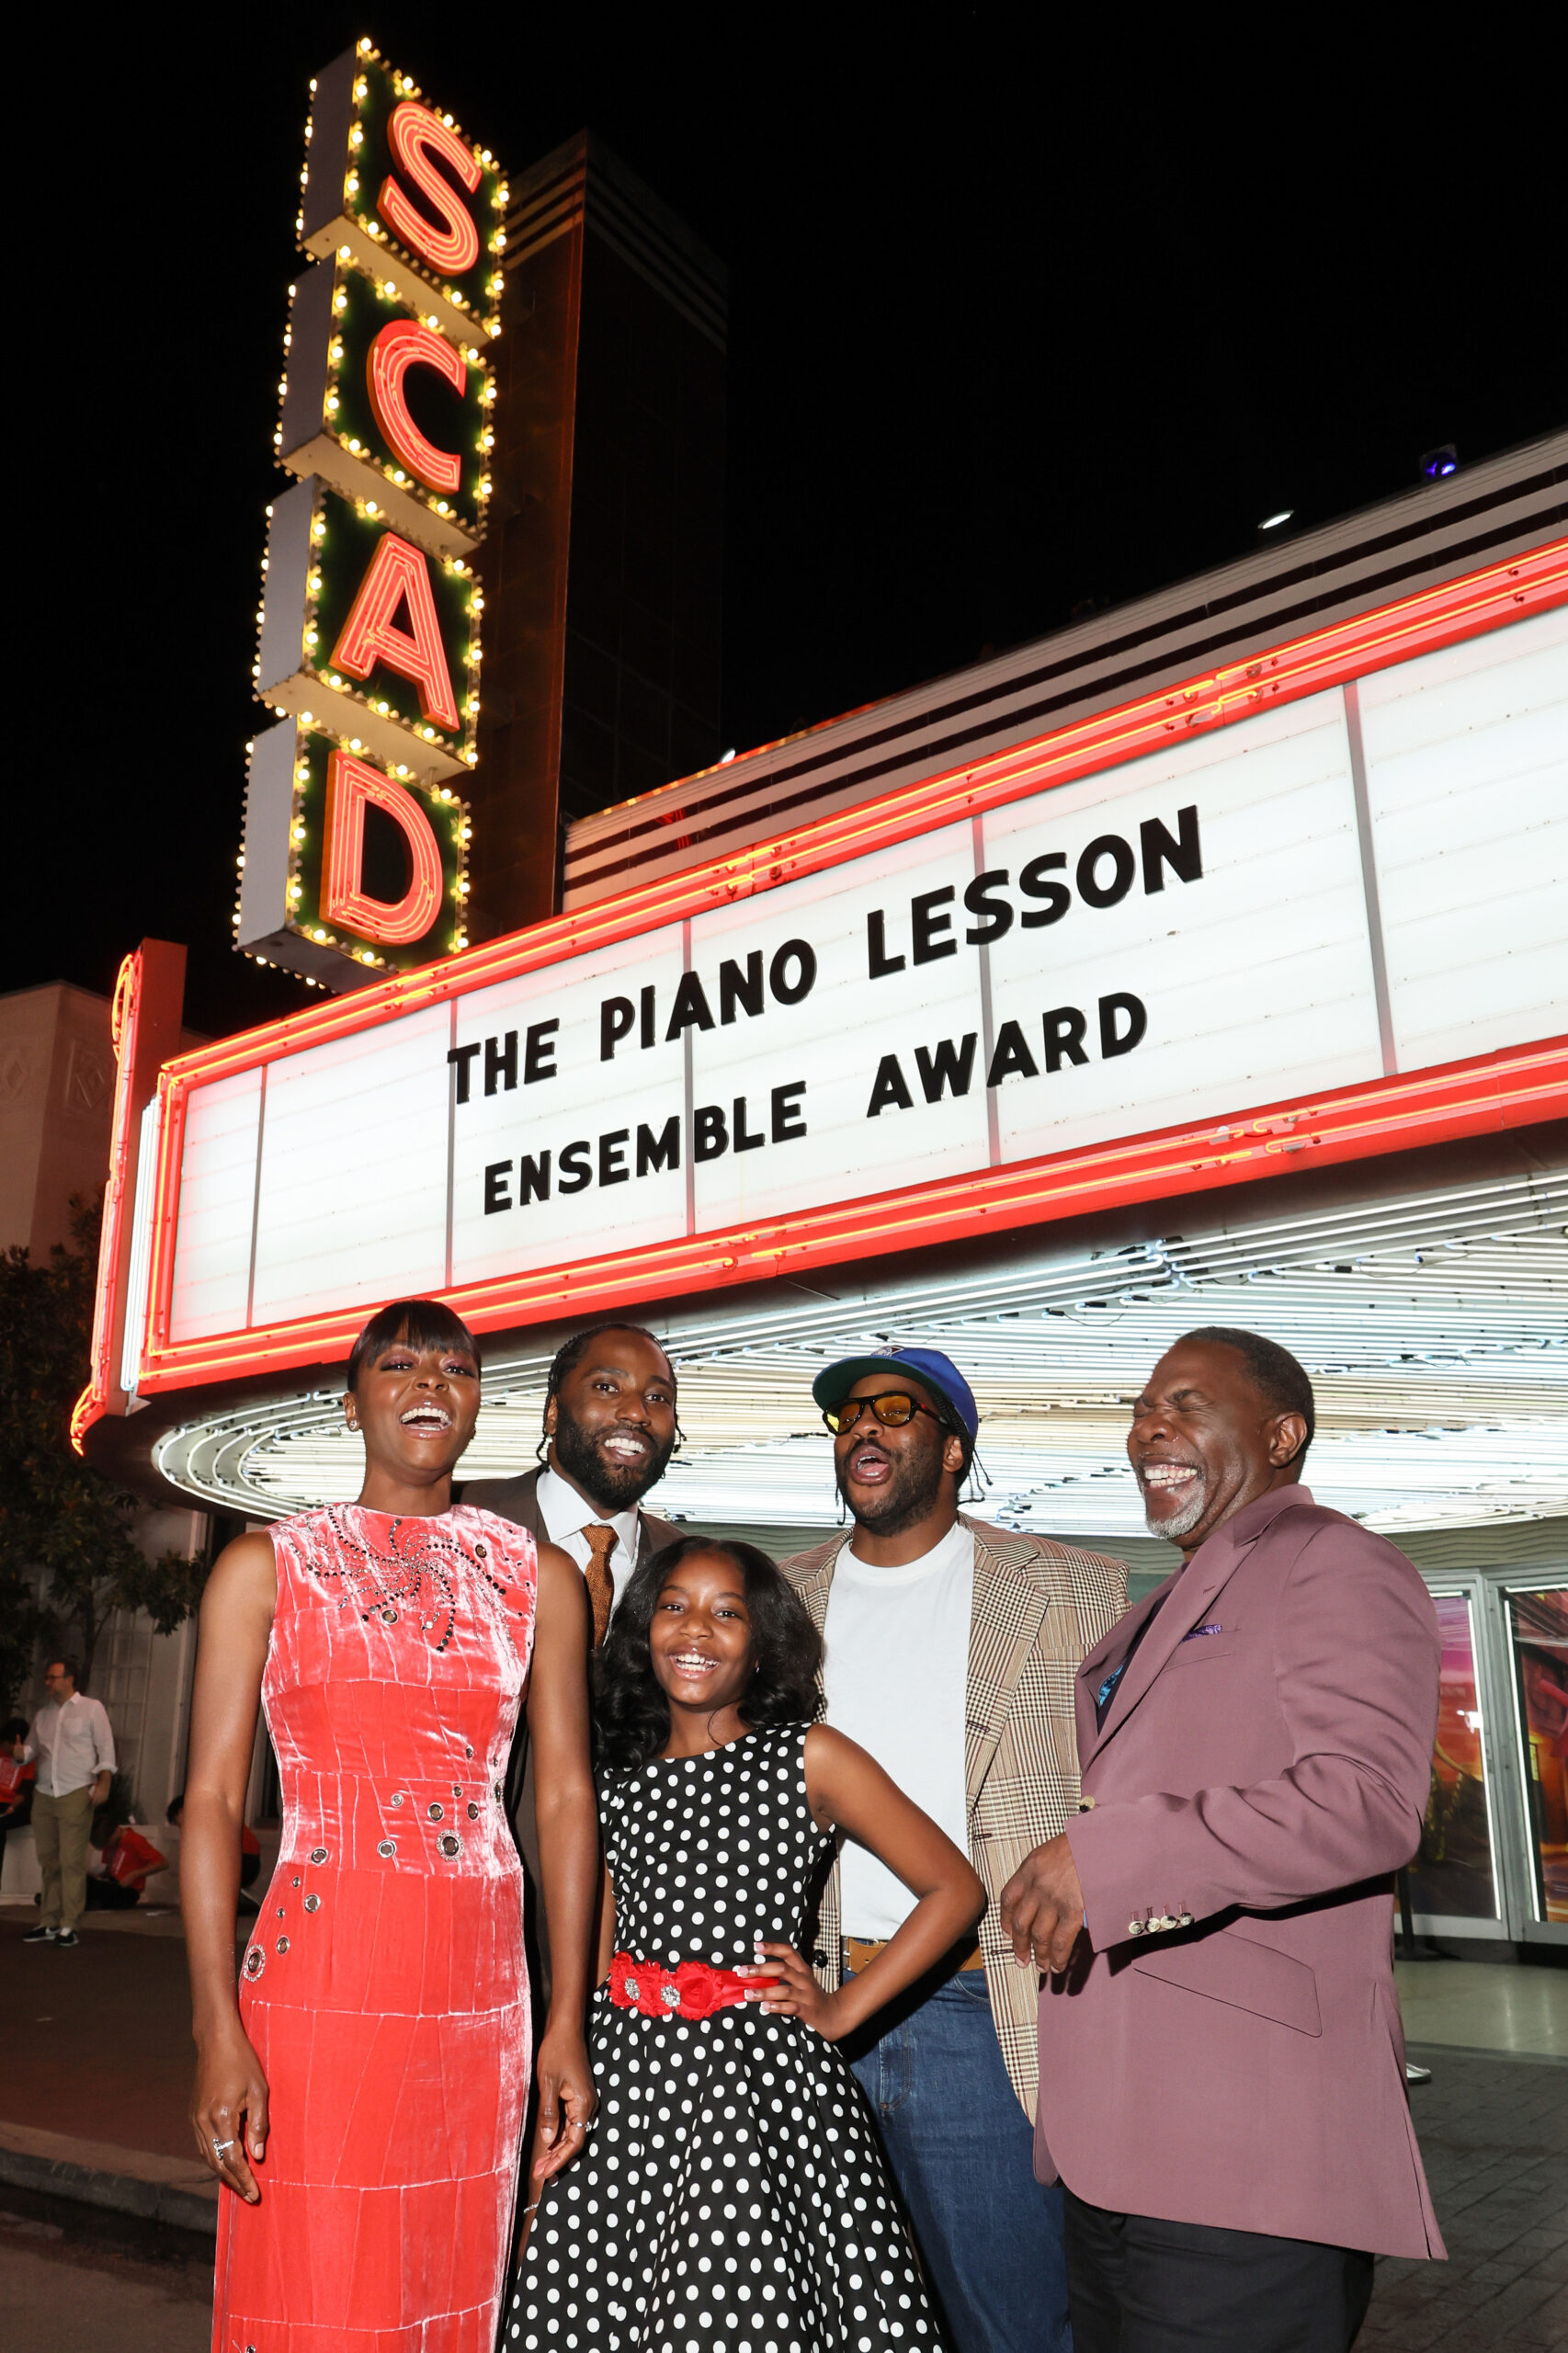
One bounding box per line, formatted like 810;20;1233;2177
105;1827;168;1886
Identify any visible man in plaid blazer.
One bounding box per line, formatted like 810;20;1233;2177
783;1347;1127;2353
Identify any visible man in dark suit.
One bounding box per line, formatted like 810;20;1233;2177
464;1321;684;1982
1001;1325;1443;2353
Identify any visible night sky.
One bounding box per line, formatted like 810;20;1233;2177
17;7;1562;1041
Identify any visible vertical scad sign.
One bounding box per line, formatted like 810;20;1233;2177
236;38;507;992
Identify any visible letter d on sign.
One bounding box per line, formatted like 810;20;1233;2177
323;751;444;943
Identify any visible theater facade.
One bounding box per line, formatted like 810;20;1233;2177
83;414;1567;1952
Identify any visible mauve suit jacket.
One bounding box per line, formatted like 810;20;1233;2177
1035;1483;1446;2259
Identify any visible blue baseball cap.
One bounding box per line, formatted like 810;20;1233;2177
812;1347;980;1445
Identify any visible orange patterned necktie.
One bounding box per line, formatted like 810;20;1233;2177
583;1523;618;1649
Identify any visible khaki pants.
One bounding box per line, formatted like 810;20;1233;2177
33;1785;96;1930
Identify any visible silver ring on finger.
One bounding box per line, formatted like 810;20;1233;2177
212;2136;237;2154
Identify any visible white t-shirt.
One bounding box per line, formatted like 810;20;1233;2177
535;1465;642;1614
821;1519;975;1938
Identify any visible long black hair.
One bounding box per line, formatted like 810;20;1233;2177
594;1537;823;1772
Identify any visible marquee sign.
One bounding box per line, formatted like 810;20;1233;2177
107;543;1565;1401
234;37;503;995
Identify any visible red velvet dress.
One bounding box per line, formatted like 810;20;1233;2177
211;1504;536;2353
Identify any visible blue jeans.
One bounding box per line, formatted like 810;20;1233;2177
846;1965;1071;2353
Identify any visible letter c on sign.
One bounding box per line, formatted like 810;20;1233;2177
322;751;445;945
380;103;483;277
367;320;465;494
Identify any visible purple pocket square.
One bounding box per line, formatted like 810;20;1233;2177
1183;1621;1224;1641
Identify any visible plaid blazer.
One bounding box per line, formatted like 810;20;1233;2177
782;1517;1128;2119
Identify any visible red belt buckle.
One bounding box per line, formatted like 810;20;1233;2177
608;1951;753;2020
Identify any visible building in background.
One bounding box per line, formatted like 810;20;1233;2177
82;427;1568;1956
0;980;210;1888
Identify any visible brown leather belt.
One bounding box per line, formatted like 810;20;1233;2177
843;1933;984;1977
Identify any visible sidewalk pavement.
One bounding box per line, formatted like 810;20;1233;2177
0;1905;219;2234
1;1906;1563;2345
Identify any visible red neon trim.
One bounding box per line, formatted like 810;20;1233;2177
365;318;465;494
72;949;143;1450
329;530;461;730
322;750;445;942
132;1037;1566;1392
379;102;482;277
131;540;1567;1390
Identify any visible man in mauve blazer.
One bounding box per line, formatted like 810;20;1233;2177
1002;1325;1443;2353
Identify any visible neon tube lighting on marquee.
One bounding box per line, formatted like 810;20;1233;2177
129;538;1566;1393
71;951;143;1448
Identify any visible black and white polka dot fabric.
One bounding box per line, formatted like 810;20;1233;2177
507;1722;943;2351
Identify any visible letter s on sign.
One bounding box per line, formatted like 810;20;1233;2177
379;103;483;277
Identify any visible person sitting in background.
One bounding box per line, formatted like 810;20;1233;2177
85;1824;170;1909
0;1716;35;1881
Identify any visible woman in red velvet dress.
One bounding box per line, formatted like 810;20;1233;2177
182;1299;598;2353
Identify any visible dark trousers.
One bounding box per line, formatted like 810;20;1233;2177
1065;2189;1375;2353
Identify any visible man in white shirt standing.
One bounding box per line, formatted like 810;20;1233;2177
784;1350;1127;2353
14;1657;115;1948
463;1323;684;1982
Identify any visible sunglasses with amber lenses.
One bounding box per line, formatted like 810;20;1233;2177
821;1391;954;1437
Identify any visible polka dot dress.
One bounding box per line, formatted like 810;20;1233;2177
507;1722;943;2352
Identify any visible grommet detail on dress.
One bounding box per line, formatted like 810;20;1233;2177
243;1948;264;1978
467;1802;480;1819
304;1893;322;1914
381;1607;398;1625
276;1907;285;1918
291;1874;301;1887
428;1802;444;1821
438;1833;461;1858
277;1936;290;1954
310;1847;329;1864
377;1839;396;1859
464;1744;474;1757
451;1784;461;1797
391;1791;405;1806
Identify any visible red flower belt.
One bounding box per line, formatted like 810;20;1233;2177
608;1951;754;2021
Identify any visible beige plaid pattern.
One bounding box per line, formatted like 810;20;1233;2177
782;1516;1128;2120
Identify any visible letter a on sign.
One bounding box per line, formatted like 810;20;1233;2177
329;531;461;729
322;751;445;943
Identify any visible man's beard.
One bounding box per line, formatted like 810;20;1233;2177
552;1404;675;1513
835;1441;948;1538
1141;1472;1210;1540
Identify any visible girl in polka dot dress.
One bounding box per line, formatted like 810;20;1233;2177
507;1535;983;2353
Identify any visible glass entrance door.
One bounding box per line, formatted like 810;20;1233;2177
1501;1583;1568;1935
1407;1586;1506;1938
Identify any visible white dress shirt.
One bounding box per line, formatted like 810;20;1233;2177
25;1693;116;1797
535;1465;643;1615
821;1519;975;1938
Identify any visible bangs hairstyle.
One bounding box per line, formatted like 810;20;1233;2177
346;1299;482;1394
595;1538;823;1773
1181;1324;1315;1462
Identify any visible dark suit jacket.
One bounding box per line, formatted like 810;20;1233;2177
460;1464;681;1999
